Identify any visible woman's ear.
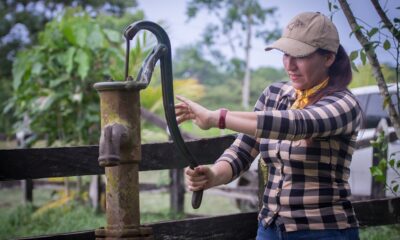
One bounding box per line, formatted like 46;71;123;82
325;53;336;67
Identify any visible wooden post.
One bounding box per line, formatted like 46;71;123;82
170;169;185;214
21;179;33;204
89;175;102;212
17;129;34;204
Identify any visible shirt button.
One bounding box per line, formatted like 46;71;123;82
276;189;281;197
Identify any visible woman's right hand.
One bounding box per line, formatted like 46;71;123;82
175;95;218;130
185;165;216;192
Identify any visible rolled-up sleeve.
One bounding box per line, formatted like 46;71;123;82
215;85;278;181
255;92;361;140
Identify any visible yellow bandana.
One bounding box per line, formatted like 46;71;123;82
291;78;329;109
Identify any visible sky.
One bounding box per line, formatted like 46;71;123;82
135;0;398;69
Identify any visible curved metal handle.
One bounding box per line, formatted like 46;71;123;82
124;21;203;209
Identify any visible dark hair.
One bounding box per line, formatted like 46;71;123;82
306;45;365;129
307;44;352;105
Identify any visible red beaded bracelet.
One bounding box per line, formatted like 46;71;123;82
218;108;228;129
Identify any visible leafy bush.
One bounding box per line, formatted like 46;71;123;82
6;8;146;146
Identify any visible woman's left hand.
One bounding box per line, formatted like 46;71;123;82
175;95;217;130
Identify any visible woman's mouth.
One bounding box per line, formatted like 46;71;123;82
289;74;301;81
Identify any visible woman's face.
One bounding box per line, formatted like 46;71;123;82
283;51;335;90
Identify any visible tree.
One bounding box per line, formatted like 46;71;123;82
0;0;139;136
173;44;227;86
331;0;400;138
6;8;145;146
0;0;137;78
330;0;400;196
186;0;280;109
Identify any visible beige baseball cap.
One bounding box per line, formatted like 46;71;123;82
265;12;339;57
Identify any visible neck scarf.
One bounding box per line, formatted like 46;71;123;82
291;78;329;109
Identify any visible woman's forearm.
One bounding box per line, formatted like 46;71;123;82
209;110;258;136
209;160;234;187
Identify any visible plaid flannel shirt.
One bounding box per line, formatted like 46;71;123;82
216;81;361;232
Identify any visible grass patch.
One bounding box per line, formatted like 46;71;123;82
359;224;400;240
3;184;399;240
0;186;240;239
0;201;105;240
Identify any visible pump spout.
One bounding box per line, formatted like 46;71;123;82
98;123;129;167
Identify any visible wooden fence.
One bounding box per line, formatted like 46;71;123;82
1;133;400;239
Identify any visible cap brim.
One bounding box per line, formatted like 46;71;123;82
265;37;317;57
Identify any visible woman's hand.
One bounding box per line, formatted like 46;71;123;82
175;95;218;130
185;166;216;191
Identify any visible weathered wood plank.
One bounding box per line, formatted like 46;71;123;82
353;197;400;227
15;197;400;240
149;212;257;240
0;135;236;181
17;230;95;240
17;212;258;240
1;131;398;181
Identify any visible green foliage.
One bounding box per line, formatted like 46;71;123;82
350;64;397;88
186;0;280;65
186;0;280;108
187;0;279;45
0;0;140;136
328;0;399;115
173;44;227;86
0;0;137;78
250;67;287;105
359;224;400;240
6;8;145;146
370;131;400;196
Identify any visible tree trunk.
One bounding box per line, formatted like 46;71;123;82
370;0;400;43
242;17;252;109
338;0;400;139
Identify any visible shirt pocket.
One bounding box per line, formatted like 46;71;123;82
289;138;332;165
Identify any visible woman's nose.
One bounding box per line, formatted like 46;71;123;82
284;55;297;70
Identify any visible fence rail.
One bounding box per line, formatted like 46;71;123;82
1;131;397;181
0;135;235;181
1;132;399;239
16;197;400;240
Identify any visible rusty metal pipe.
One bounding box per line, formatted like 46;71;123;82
94;87;152;239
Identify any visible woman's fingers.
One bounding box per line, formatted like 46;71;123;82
176;113;196;124
175;102;188;109
175;97;193;124
187;174;208;182
185;166;211;191
188;180;208;191
175;105;190;116
176;95;190;104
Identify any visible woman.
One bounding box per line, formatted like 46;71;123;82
175;12;361;240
